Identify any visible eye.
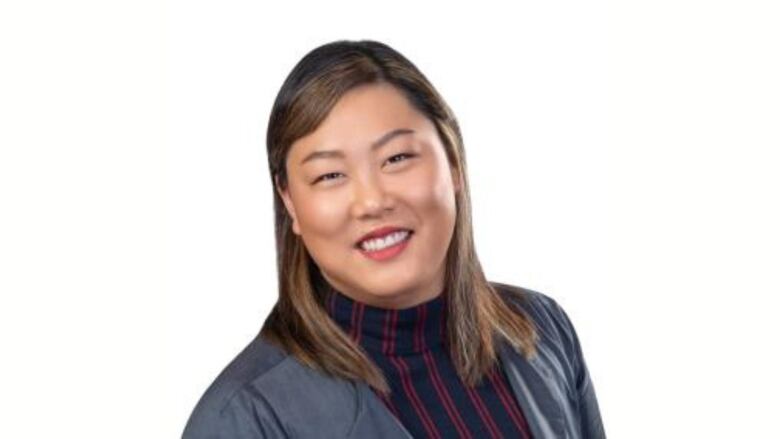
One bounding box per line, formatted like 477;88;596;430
313;172;344;184
385;152;416;165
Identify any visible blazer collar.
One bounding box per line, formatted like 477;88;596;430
497;341;567;439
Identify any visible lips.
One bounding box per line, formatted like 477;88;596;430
355;226;414;248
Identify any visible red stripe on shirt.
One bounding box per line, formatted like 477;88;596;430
464;384;502;439
423;350;473;438
389;356;441;439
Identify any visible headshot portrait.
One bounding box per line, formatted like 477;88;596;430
181;39;605;439
6;0;780;437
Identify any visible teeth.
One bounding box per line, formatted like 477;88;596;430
360;230;410;252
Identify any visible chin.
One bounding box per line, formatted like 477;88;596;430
362;281;408;297
360;277;415;299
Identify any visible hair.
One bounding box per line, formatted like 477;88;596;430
259;39;538;395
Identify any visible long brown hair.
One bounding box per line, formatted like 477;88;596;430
260;39;537;395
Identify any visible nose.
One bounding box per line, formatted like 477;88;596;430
350;172;394;219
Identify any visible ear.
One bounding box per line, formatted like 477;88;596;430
275;175;301;235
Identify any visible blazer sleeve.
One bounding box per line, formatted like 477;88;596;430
547;298;607;439
182;387;289;439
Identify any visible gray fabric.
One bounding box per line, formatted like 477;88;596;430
183;283;606;438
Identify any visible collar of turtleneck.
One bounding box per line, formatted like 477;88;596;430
324;287;448;356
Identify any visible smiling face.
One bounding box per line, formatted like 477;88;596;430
277;83;460;309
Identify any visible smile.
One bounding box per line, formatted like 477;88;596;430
356;230;413;261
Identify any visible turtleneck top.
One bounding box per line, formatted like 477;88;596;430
325;287;534;439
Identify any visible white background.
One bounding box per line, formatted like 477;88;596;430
1;0;778;437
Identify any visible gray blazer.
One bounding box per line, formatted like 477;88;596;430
183;283;606;438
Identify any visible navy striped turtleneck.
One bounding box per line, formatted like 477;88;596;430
325;287;533;439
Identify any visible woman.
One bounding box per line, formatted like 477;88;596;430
183;39;605;439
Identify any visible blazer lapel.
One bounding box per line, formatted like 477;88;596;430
351;382;414;438
498;341;568;439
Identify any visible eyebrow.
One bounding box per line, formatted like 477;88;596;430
299;128;415;166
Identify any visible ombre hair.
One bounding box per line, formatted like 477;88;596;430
260;40;537;395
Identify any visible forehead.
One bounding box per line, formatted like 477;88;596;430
289;83;437;159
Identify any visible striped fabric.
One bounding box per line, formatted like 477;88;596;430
325;288;534;439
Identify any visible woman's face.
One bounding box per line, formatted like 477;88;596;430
278;83;460;309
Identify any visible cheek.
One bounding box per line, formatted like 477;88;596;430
404;166;457;216
295;195;349;267
296;195;347;234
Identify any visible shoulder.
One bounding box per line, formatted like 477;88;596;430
182;334;293;438
182;333;362;438
489;281;588;381
490;281;607;438
490;280;579;340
